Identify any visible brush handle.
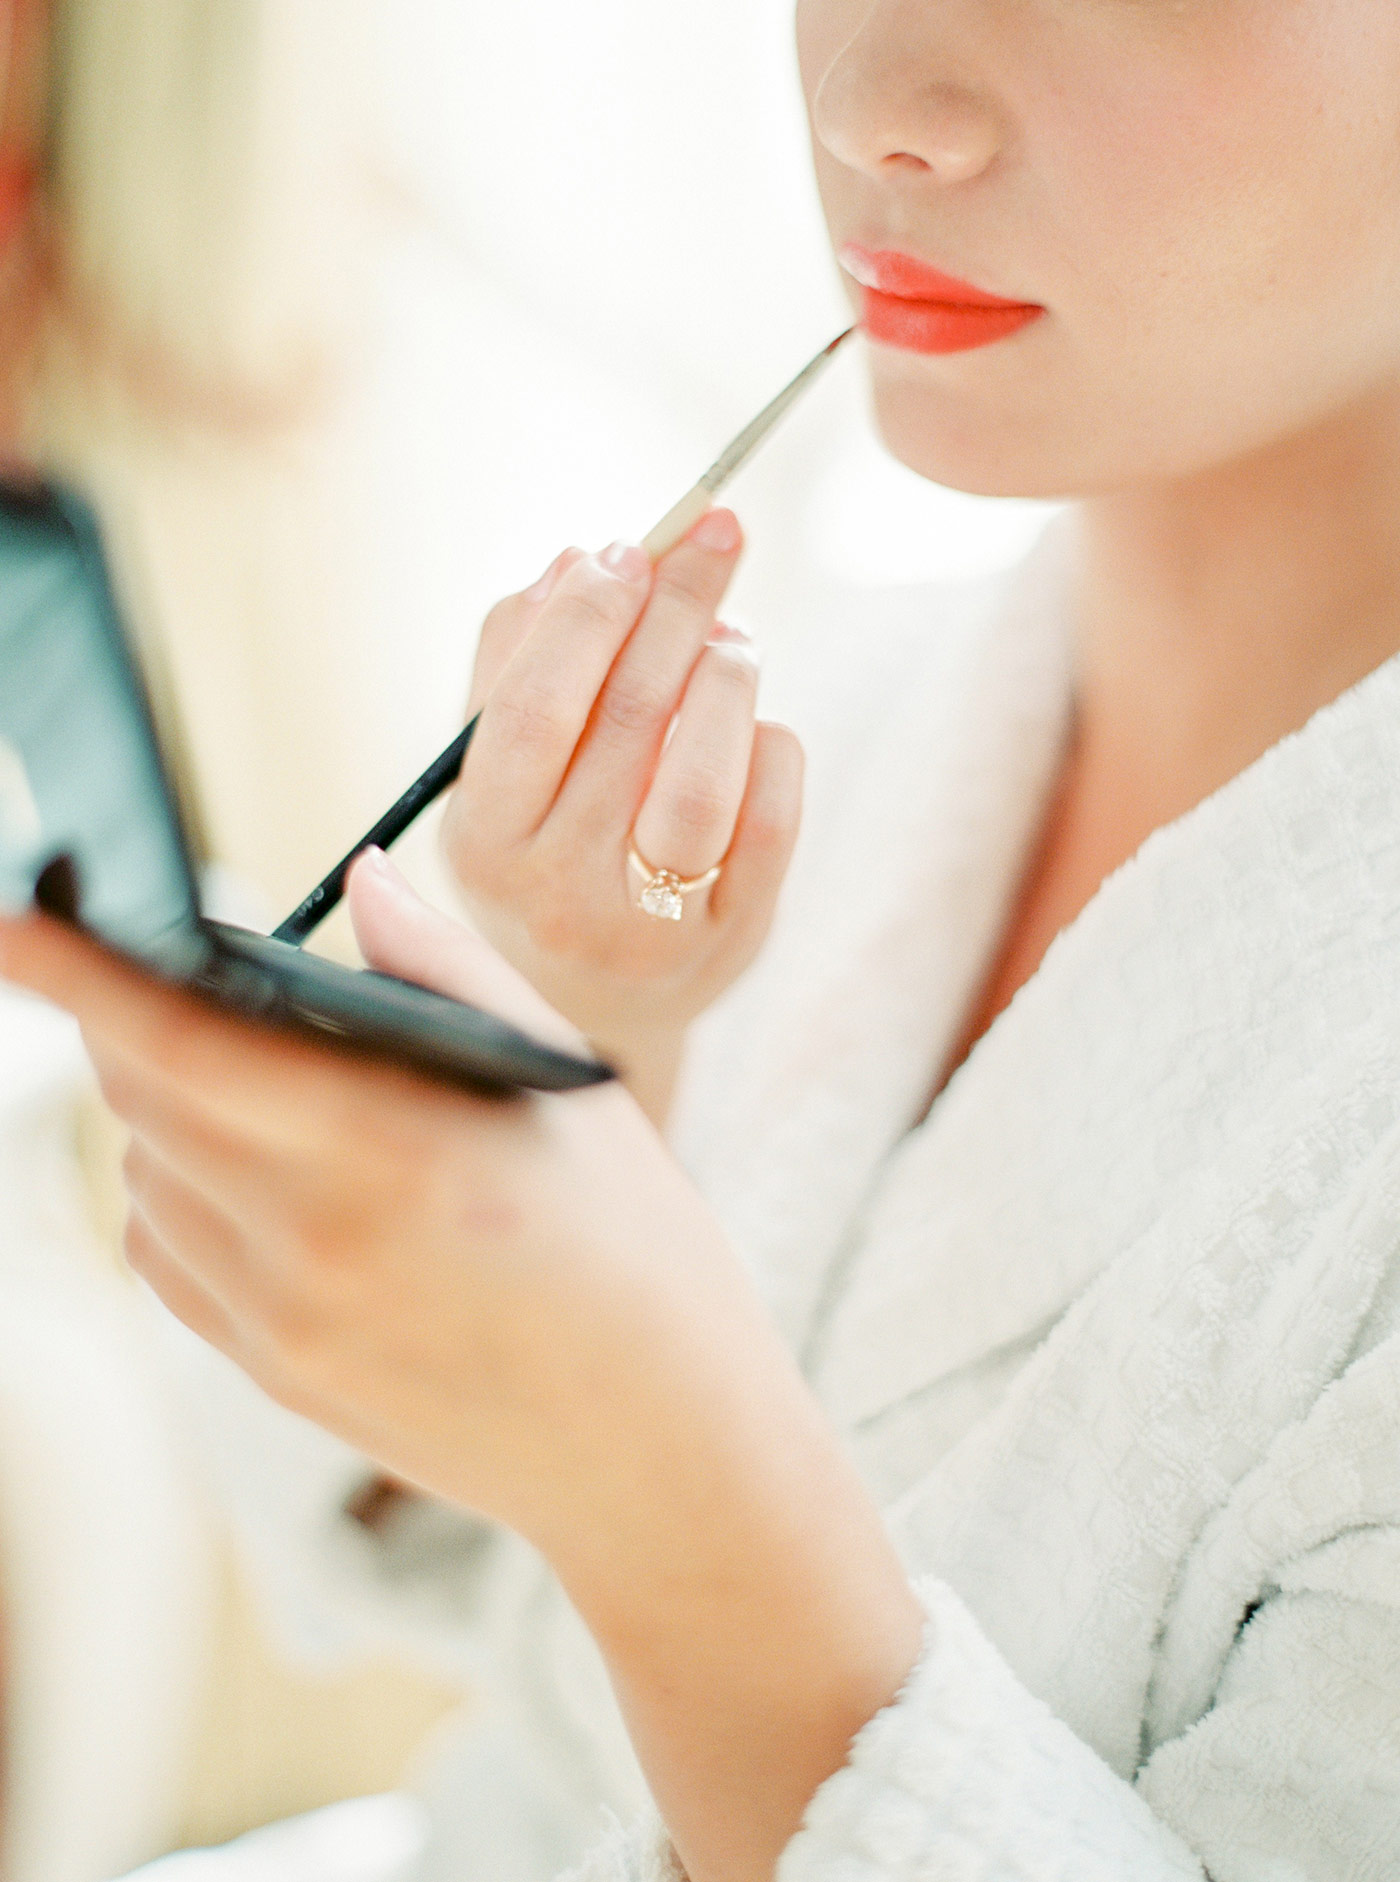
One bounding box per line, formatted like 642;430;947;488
271;720;479;945
641;481;713;562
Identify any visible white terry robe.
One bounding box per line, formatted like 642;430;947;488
192;524;1400;1881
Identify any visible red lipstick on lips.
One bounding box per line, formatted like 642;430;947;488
840;244;1044;355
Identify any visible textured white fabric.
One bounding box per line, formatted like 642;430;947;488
672;520;1400;1881
201;524;1400;1879
556;1818;682;1882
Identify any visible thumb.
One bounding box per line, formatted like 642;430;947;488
346;847;587;1054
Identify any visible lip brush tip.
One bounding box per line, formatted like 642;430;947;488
645;325;857;559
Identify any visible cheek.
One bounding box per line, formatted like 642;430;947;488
1084;81;1395;301
1043;14;1400;400
794;0;871;234
807;0;1400;494
954;14;1400;492
793;0;850;107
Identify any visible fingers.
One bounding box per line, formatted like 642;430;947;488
423;511;800;1055
0;911;417;1158
124;1137;270;1329
452;544;655;848
346;848;587;1051
467;548;587;718
124;1162;306;1411
706;721;804;942
448;512;744;875
631;633;760;881
551;510;745;841
0;913;245;1101
126;1201;243;1353
96;1041;303;1235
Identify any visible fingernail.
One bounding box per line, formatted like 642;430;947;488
713;641;762;671
356;846;421;905
709;620;763;664
598;541;651;583
688;508;741;554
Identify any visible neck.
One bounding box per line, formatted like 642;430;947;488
1072;380;1400;823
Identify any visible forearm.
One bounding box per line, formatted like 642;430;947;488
603;1479;921;1882
604;1026;686;1133
551;1294;923;1882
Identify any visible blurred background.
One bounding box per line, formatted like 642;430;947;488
1;1;1055;1877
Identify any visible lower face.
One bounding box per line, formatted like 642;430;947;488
796;0;1400;500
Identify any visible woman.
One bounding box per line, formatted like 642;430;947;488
8;3;1400;1879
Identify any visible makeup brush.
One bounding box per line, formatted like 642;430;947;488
273;325;857;946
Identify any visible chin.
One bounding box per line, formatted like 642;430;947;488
866;357;1091;502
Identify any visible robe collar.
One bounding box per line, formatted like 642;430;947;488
673;523;1076;1354
815;589;1400;1431
676;523;1400;1435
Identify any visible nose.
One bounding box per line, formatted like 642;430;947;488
811;3;1004;188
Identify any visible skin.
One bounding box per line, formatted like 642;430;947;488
441;514;805;1129
802;0;1400;1102
0;868;922;1882
9;4;1400;1880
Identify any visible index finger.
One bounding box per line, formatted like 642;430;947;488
454;544;653;847
0;912;415;1153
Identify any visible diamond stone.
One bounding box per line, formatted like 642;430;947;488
640;875;684;920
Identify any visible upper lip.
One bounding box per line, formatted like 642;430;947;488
839;243;1041;310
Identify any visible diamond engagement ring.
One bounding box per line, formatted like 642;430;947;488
626;840;722;921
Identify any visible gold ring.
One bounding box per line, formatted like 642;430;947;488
626;840;722;921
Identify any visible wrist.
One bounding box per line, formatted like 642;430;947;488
592;1022;687;1131
544;1285;922;1882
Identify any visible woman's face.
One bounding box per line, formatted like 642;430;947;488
797;0;1400;497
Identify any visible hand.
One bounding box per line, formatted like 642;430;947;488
0;865;920;1882
442;511;803;1110
0;859;740;1542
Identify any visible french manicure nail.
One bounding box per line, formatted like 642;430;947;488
598;541;651;582
358;846;421;906
714;639;763;670
689;508;742;554
709;621;763;663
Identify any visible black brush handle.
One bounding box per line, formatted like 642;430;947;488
272;715;479;946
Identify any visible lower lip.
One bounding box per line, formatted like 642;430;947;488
860;286;1044;356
